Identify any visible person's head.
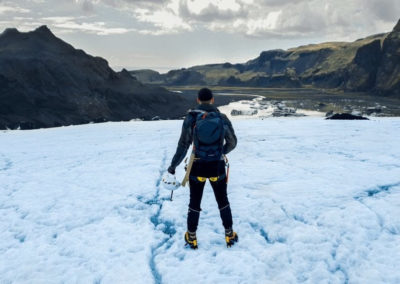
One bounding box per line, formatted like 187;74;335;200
197;88;214;104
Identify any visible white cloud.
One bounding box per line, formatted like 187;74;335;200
3;0;399;39
246;10;281;33
0;4;30;14
50;20;133;35
41;16;76;24
134;7;191;35
209;10;282;36
4;18;132;35
95;0;398;38
186;0;241;15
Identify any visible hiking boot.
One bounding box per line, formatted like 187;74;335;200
225;228;238;247
184;231;198;249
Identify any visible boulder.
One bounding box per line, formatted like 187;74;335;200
326;113;369;120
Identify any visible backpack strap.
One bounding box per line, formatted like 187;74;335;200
188;109;205;129
192;112;203;153
188;109;206;115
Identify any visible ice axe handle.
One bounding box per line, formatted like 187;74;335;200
181;152;195;187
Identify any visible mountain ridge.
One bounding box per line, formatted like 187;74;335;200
131;19;400;97
0;26;193;130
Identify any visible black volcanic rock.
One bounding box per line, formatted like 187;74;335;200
375;19;400;97
345;39;382;91
326;113;369;120
394;19;400;32
130;69;163;83
0;26;191;129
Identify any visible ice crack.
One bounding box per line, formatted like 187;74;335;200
147;150;176;284
353;182;400;237
249;222;286;244
327;241;349;284
354;182;400;200
0;156;13;171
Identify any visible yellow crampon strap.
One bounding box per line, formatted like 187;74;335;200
185;232;198;249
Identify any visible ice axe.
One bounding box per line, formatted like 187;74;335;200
161;172;180;201
162;147;195;201
165;150;195;201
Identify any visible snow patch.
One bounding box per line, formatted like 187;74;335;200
1;118;400;283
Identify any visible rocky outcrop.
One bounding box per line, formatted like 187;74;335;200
248;74;301;88
375;19;400;97
345;39;383;91
326;113;369;120
164;69;206;85
0;26;191;129
129;69;164;84
244;49;288;73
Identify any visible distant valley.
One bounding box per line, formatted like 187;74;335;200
131;19;400;99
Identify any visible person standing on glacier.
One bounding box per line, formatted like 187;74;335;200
163;88;238;249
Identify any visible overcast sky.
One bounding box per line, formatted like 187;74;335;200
0;0;399;72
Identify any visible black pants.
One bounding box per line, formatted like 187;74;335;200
187;160;233;232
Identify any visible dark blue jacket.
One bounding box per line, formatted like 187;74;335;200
168;103;237;174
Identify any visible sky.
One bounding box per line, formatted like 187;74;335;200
0;0;399;73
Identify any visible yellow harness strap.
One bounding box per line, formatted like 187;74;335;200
196;176;219;182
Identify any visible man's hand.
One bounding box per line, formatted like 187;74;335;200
167;166;175;175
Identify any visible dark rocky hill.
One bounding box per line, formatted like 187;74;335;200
375;19;400;97
0;26;191;130
131;19;400;97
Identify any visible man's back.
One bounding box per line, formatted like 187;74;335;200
168;103;237;175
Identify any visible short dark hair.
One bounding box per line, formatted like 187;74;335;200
198;88;213;102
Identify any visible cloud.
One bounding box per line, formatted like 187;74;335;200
79;0;397;38
6;0;399;38
0;4;30;14
178;0;248;23
365;0;400;22
134;7;192;35
42;16;134;35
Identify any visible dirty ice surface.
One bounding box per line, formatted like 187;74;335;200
1;117;400;283
218;96;325;120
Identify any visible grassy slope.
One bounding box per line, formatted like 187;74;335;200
179;33;387;84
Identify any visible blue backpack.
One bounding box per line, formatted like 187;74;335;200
193;111;225;161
